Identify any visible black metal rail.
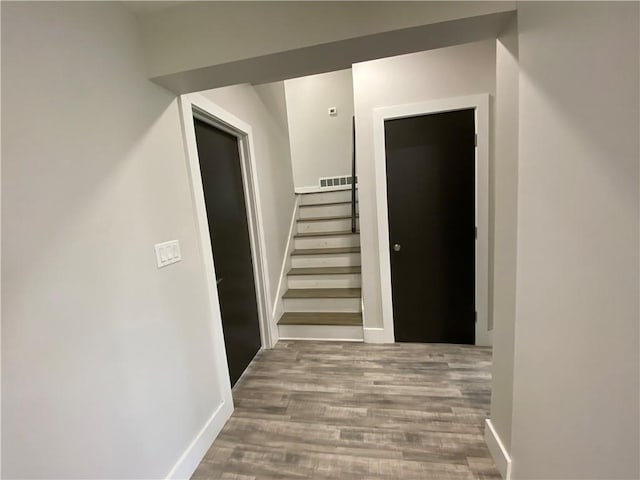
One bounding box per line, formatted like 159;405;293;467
351;116;357;234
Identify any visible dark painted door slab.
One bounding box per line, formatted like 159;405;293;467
385;109;476;344
194;118;261;385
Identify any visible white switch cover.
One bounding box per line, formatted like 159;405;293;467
328;106;337;116
155;240;181;268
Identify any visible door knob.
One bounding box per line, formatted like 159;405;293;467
393;243;401;252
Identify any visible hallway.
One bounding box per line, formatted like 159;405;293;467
192;341;500;479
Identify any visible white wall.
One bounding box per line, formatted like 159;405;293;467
488;16;519;453
510;2;639;478
254;81;290;137
1;3;230;478
284;69;354;190
352;40;496;341
200;83;296;331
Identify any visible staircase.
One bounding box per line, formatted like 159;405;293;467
277;189;363;341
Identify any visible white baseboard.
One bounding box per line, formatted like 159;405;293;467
295;185;355;194
166;400;233;479
270;196;300;346
484;419;512;480
363;327;393;343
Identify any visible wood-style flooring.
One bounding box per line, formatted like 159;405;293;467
192;341;500;480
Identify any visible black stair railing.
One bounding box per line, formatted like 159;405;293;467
351;116;357;234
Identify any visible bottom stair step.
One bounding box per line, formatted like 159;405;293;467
278;322;363;341
279;312;363;326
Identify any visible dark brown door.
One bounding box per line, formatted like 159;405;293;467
194;118;261;386
385;109;475;344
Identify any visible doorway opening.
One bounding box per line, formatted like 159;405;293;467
385;108;476;344
373;95;491;345
179;94;274;389
192;118;262;385
177;44;502;480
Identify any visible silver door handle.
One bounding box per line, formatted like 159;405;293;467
393;243;401;252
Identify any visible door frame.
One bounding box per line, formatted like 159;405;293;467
372;94;491;346
178;94;275;364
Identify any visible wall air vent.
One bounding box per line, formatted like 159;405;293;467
319;175;357;189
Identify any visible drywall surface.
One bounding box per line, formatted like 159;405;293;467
2;2;228;477
200;83;296;318
511;2;639;478
285;69;354;190
254;81;290;136
488;16;519;452
137;1;515;79
352;40;496;336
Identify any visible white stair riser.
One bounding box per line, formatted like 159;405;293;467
300;190;353;205
292;252;361;268
299;203;356;219
278;324;363;341
294;234;360;250
287;273;361;289
297;218;359;234
283;297;361;313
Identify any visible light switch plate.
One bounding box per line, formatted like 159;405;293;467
155;240;181;268
328;106;337;116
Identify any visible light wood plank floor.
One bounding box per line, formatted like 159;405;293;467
192;341;500;480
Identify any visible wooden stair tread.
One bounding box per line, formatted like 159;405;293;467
288;266;361;276
297;215;359;223
283;288;361;299
294;230;360;238
278;312;363;326
291;246;361;256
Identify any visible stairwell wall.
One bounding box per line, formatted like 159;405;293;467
284;69;355;190
201;83;296;315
